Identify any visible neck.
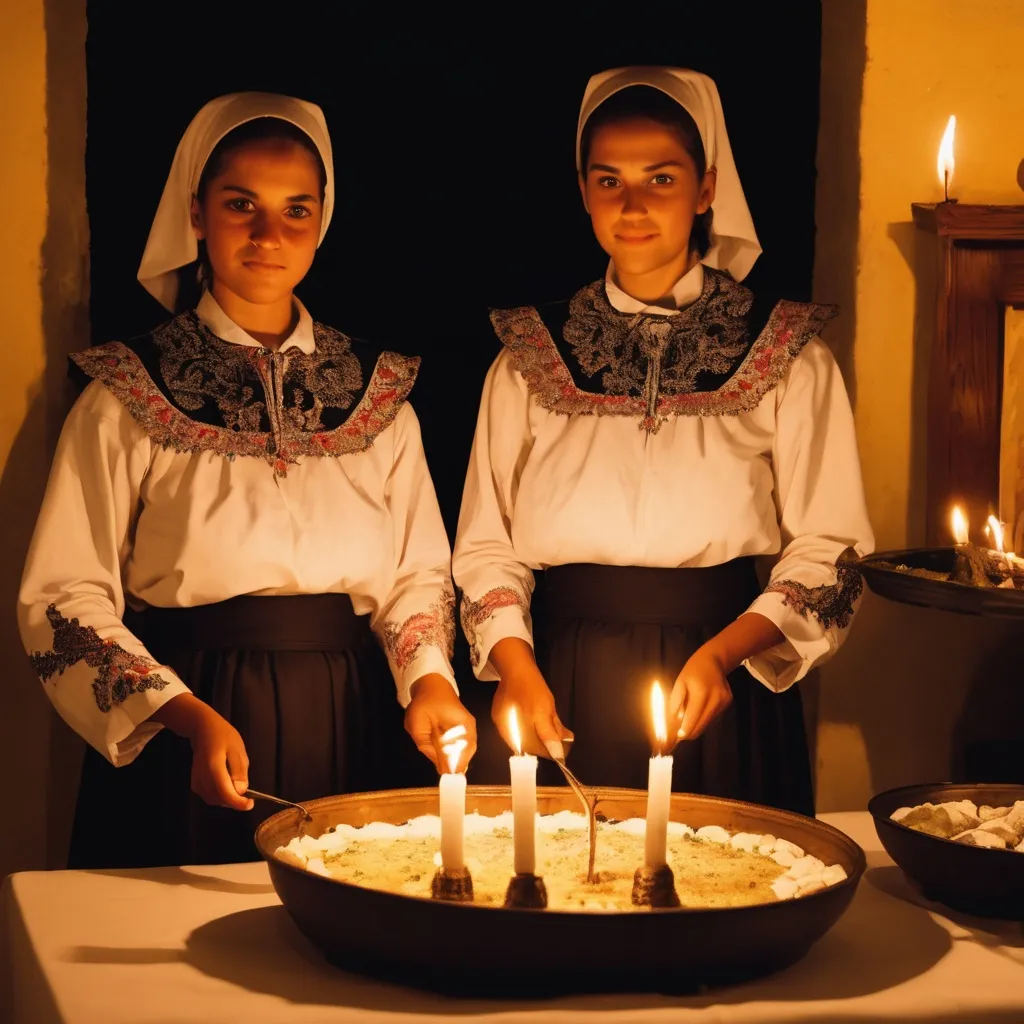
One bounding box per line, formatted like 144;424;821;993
614;250;700;306
209;282;296;351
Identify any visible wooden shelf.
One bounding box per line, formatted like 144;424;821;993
911;202;1024;240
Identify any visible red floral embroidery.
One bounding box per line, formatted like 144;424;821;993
460;586;530;668
765;563;864;632
490;299;835;423
382;582;456;671
29;605;171;713
71;346;419;476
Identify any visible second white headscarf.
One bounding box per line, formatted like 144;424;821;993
577;67;761;282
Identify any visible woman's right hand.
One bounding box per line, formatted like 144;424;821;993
151;693;254;811
489;638;573;759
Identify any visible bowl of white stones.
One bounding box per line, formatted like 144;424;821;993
868;783;1024;920
256;786;865;995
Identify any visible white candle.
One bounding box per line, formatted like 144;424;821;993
508;707;538;875
438;725;467;871
644;682;673;869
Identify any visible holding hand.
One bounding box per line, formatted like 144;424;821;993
668;646;734;743
490;640;573;758
152;693;254;811
405;674;477;773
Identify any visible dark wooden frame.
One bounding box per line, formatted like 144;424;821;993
911;203;1024;544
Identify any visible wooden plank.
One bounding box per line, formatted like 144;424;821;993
912;202;1024;240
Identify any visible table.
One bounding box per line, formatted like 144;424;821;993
2;812;1023;1023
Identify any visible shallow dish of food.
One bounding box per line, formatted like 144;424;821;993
868;782;1024;920
255;786;865;995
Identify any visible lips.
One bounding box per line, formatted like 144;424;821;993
243;260;286;271
615;233;658;244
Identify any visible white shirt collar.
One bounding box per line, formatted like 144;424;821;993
195;290;316;354
603;261;704;317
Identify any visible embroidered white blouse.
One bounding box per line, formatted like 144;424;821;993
18;292;457;767
452;262;874;692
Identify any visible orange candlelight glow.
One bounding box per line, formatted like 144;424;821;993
650;681;667;749
508;707;523;757
937;115;956;199
951;505;969;545
440;724;468;774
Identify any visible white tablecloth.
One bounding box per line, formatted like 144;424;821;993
2;812;1023;1023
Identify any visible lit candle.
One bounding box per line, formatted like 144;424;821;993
438;725;467;871
937;114;956;202
951;505;969;546
986;515;1016;586
950;505;991;587
508;707;538;876
644;681;673;869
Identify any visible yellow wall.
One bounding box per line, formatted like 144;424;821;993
0;0;88;879
814;0;1024;810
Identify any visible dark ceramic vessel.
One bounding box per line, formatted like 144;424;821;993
255;786;865;996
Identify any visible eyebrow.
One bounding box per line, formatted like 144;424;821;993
220;184;320;203
588;160;685;174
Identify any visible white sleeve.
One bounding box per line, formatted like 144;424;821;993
17;382;190;766
743;339;875;691
452;351;536;680
369;402;458;707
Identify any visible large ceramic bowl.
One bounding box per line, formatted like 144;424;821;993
868;782;1024;920
255;786;865;995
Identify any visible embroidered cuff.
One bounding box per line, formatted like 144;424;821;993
460;587;533;681
396;646;459;708
741;595;833;693
107;678;192;766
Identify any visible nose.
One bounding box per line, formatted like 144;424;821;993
621;186;648;218
249;212;282;250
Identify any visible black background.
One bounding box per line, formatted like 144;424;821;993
86;3;823;537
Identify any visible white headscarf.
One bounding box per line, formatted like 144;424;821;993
137;92;335;312
576;67;761;282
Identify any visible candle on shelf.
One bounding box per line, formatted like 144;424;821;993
438;725;467;870
503;707;548;908
644;681;673;869
508;707;538;875
950;505;990;586
937;114;956;203
432;725;473;902
986;515;1017;587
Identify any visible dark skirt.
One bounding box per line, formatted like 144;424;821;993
525;562;814;816
68;594;432;869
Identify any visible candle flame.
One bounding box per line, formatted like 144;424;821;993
440;724;467;774
651;681;667;748
951;505;969;545
508;706;522;756
987;515;1005;554
937;114;955;192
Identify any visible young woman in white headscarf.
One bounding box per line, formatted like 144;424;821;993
19;92;475;867
453;68;873;815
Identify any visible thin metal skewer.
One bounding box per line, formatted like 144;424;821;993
551;757;597;884
245;788;312;821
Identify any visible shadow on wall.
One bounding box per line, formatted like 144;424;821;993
813;0;867;409
0;0;89;881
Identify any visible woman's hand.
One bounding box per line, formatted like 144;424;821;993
668;646;733;743
490;638;573;758
405;674;478;773
151;693;254;811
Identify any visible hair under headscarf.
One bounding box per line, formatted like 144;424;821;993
137;91;335;312
576;67;761;282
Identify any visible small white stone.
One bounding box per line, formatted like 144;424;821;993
772;849;796;867
796;878;826;896
822;864;848;886
1015;839;1024;853
757;834;777;854
796;871;824;890
306;857;330;877
274;845;307;869
787;856;823;879
730;832;760;852
667;821;694;837
890;806;914;822
954;829;1006;849
774;838;805;859
978;805;1011;822
695;825;730;844
771;876;800;900
615;817;648;836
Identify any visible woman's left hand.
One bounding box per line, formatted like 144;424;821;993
405;674;478;774
668;646;733;743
